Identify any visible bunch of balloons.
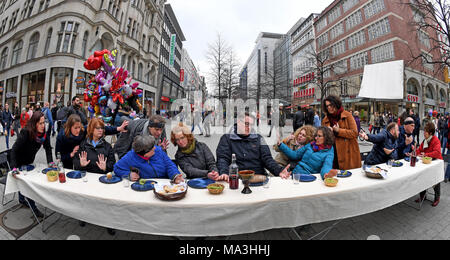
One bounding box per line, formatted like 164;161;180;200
83;49;143;122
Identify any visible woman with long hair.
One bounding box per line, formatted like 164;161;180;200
10;111;53;218
277;126;335;180
55;114;128;169
72;118;115;174
322;95;361;170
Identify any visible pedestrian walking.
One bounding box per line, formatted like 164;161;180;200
293;106;305;132
2;103;13;149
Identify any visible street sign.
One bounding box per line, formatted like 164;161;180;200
169;34;177;67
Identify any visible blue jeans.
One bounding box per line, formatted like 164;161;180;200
446;165;450;180
18;192;38;211
5;126;10;149
442;137;448;155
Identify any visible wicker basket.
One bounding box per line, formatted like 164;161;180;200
324;178;338;187
46;171;59;182
153;185;188;201
207;183;224;195
422;157;432;164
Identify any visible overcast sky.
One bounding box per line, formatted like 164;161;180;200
167;0;333;90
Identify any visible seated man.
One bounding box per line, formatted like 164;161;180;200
114;135;184;183
216;112;290;177
114;115;169;159
396;117;415;159
359;122;400;165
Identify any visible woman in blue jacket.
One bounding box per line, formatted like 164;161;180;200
278;126;335;180
114;135;184;183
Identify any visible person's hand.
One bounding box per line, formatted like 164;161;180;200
117;120;129;133
207;171;220;180
405;135;413;146
130;171;140;181
324;170;338;179
332;124;340;133
11;168;20;179
158;138;170;151
70;146;79;158
217;174;229;182
359;131;368;141
96;154;107;171
279;164;291;179
79;151;90;167
383;148;394;155
174;174;185;184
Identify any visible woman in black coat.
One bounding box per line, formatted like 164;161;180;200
11;111;53;218
72;118;115;174
55;114;127;169
171;123;226;181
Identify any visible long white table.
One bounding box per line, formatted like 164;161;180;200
5;159;444;237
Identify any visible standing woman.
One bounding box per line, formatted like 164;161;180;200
322;95;361;170
72;118;116;174
3;103;13;149
11;111;53;218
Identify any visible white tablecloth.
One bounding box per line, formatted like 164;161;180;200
5;159;444;237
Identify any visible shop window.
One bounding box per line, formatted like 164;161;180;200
21;70;46;107
50;68;73;107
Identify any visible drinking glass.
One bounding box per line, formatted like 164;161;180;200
388;159;394;169
293;174;301;185
263;176;271;189
122;174;130;188
81;172;88;183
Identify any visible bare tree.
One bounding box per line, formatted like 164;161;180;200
300;46;347;115
205;33;230;103
405;0;450;73
223;48;241;100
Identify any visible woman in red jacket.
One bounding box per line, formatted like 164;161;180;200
416;122;443;207
20;108;30;129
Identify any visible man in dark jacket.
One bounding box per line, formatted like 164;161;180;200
359;122;400;165
413;113;421;144
304;106;315;126
12;102;20;136
57;96;88;126
216;113;289;177
293;106;305;132
395;118;415;160
114;115;168;159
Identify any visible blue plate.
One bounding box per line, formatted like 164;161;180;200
66;171;86;179
187;178;215;189
337;170;352;178
42;167;58;174
387;161;404;167
99;175;122;184
299;174;317;182
405;157;410;162
249;177;269;187
20;165;35;171
131;180;158;192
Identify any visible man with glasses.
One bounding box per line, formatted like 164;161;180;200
216;112;290;178
114;115;169;159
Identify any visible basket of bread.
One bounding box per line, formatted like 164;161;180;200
363;165;385;179
154;182;188;201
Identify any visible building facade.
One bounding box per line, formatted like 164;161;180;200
180;48;201;106
273;33;293;104
290;14;319;111
156;3;185;112
239;32;285;101
0;0;165;115
313;0;448;119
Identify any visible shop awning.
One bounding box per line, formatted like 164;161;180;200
358;60;404;100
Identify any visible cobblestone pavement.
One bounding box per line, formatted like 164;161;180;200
1;121;448;240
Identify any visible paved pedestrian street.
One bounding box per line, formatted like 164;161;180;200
0;123;449;240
